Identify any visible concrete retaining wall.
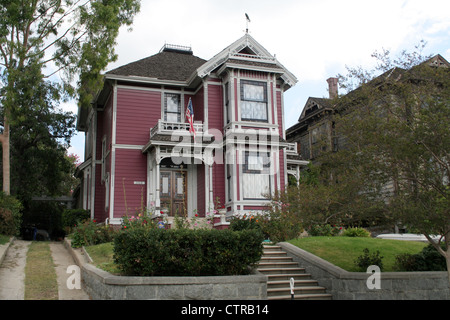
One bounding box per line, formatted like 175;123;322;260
64;239;267;300
279;242;450;300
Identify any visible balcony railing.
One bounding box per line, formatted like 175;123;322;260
150;119;204;138
286;142;298;154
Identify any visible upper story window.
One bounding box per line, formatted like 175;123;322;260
164;93;182;123
225;82;231;124
240;80;268;122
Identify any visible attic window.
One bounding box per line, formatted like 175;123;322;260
238;47;256;55
160;43;193;55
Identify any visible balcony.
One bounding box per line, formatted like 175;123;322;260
286;142;298;154
150;119;204;138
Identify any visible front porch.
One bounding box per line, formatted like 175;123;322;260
144;120;223;222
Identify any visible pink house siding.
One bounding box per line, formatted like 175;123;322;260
94;167;106;222
116;88;161;146
277;91;283;136
113;148;147;219
277;90;286;190
212;163;225;210
208;84;223;132
206;84;225;207
279;149;285;190
192;88;204;123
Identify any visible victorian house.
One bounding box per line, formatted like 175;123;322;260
76;34;303;226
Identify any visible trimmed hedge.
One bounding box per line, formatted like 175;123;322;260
113;228;264;276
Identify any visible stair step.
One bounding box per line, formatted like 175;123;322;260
263;245;282;250
258;267;306;275
259;245;332;300
267;279;319;288
268;293;333;300
266;273;313;281
267;286;327;297
262;252;288;258
260;256;292;262
258;262;298;268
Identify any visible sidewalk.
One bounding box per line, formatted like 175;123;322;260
0;238;90;300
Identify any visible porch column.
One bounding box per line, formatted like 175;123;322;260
155;160;161;209
209;164;214;212
204;162;214;214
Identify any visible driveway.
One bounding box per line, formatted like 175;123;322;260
0;239;90;300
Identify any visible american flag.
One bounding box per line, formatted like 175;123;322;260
185;98;196;138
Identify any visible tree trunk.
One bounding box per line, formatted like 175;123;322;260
0;116;10;195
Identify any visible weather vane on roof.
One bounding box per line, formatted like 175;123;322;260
245;13;251;33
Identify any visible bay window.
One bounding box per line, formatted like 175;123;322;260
243;151;271;200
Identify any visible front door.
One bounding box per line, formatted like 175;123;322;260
160;170;187;217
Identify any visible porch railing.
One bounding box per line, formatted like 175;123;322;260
150;119;204;138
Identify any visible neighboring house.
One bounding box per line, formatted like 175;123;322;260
286;55;449;164
286;77;338;162
76;34;303;225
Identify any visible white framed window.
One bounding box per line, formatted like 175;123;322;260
243;151;271;200
164;93;182;123
240;80;268;122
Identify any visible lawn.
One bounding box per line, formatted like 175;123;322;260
24;241;59;300
85;237;430;274
288;236;428;272
84;242;121;275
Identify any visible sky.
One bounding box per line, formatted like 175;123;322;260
66;0;450;162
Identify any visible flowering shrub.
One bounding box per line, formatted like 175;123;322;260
121;212;159;230
70;219;117;248
230;213;262;232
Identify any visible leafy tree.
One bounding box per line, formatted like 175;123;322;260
0;0;141;195
331;44;450;282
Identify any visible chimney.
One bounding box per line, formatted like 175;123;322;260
327;77;338;99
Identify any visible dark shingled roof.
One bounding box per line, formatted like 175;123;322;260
106;50;207;82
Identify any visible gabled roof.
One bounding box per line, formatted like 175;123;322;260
196;34;297;89
298;97;332;122
426;54;450;68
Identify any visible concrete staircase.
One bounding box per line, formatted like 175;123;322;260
258;244;332;300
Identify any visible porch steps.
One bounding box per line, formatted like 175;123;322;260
258;245;332;300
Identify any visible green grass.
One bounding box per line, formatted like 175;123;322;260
288;236;428;272
84;242;121;275
85;237;429;274
0;234;10;245
24;241;59;300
